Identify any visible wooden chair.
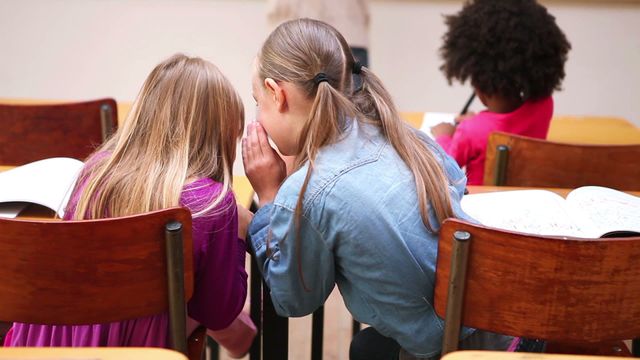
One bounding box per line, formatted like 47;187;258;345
0;207;205;360
484;132;640;191
434;218;640;357
0;98;117;165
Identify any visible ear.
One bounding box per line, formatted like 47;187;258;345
264;78;288;113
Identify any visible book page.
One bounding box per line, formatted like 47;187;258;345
419;112;456;139
566;186;640;238
461;190;587;237
0;157;84;218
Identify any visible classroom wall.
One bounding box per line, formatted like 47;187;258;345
1;0;638;130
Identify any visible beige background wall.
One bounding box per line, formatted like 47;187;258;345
1;0;638;127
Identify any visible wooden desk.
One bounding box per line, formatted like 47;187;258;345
0;165;254;218
442;350;625;360
0;347;187;359
400;112;640;145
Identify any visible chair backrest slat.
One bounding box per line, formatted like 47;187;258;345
484;132;640;190
0;207;193;325
434;218;640;343
0;99;118;165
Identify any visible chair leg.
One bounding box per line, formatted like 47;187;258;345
206;336;219;360
311;306;324;360
187;326;208;360
441;231;471;356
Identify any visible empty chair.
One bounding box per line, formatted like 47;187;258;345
484;131;640;190
0;98;117;165
0;207;204;360
435;218;640;357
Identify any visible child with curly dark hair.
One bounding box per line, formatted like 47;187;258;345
432;0;571;185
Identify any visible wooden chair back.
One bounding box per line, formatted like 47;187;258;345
434;218;640;355
484;132;640;190
0;98;117;165
0;207;194;356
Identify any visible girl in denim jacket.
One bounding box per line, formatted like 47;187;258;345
242;19;511;359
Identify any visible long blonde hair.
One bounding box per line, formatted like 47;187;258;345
71;54;244;220
258;19;454;232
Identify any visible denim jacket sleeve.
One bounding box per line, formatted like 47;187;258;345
248;202;335;317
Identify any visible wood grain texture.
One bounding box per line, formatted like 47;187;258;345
0;207;193;325
0;98;117;165
434;218;640;344
483;132;640;190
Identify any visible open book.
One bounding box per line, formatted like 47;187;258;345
0;157;84;218
461;186;640;238
419;112;456;139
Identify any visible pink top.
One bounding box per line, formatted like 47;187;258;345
436;96;553;185
6;176;248;348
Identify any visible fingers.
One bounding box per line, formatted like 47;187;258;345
242;122;261;169
248;122;263;157
255;122;272;155
241;136;249;168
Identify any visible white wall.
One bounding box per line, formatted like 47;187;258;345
1;0;638;128
0;0;266;118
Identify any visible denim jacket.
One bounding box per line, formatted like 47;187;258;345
248;119;474;357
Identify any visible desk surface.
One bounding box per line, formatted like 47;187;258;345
0;347;187;360
442;350;624;360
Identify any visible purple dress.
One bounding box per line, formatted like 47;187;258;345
6;177;248;348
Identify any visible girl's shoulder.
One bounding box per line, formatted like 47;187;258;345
181;177;236;215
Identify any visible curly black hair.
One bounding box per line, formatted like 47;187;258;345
440;0;571;101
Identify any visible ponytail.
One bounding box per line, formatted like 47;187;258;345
289;78;356;291
351;66;454;231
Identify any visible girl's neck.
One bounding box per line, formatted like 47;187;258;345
478;91;524;114
486;96;524;114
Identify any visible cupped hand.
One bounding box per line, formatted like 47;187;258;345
242;122;287;207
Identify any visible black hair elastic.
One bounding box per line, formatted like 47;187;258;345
313;73;329;85
352;61;363;74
